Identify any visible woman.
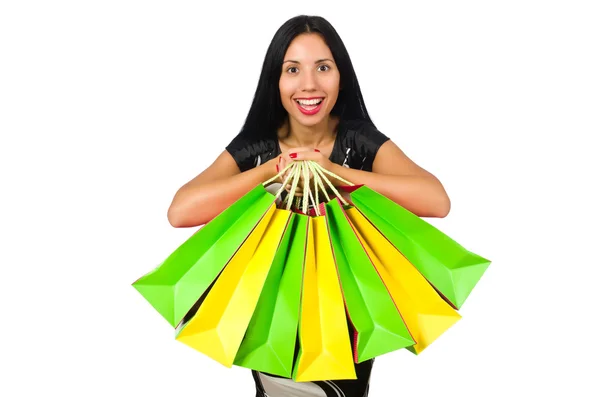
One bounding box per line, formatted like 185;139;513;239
168;14;450;397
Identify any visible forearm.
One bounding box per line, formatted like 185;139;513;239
168;162;276;228
329;164;451;218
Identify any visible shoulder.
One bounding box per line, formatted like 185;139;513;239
334;119;390;171
340;119;389;148
225;134;279;172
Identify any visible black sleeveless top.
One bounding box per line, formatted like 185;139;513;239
225;119;390;173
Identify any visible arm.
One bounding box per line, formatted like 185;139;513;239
331;140;451;218
286;140;451;218
167;151;278;228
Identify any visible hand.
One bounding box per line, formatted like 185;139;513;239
277;147;335;196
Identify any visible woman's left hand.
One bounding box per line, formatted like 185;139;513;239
277;147;335;195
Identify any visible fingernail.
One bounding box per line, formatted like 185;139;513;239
290;153;297;159
314;149;320;152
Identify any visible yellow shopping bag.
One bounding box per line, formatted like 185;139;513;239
346;207;461;355
175;205;292;366
293;216;356;382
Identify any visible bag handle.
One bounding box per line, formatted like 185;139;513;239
263;160;356;215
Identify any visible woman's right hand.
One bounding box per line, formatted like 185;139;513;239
274;156;302;197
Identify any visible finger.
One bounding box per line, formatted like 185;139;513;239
300;171;314;181
279;160;295;176
280;155;293;170
288;150;322;161
281;169;292;183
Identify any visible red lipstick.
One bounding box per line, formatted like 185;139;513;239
295;98;324;116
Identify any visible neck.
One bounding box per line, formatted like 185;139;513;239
280;116;339;147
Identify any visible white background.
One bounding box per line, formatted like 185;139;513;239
1;1;599;396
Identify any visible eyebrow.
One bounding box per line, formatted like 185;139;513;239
283;58;335;64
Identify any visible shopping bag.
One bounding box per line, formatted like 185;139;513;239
132;185;276;327
175;206;291;367
346;206;462;354
233;213;306;377
324;199;416;362
346;186;491;310
292;216;357;382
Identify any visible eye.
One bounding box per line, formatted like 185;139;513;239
318;64;330;72
286;66;299;74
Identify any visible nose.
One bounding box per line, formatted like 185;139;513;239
300;69;317;92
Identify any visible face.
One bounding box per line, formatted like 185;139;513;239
279;33;340;128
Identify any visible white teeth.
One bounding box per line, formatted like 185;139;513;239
296;98;323;106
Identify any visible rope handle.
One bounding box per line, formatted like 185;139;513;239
262;160;355;214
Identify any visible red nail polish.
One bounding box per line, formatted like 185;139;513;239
314;149;320;152
290;153;297;159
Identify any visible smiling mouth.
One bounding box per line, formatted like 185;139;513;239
295;98;324;110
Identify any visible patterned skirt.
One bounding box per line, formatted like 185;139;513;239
252;358;375;397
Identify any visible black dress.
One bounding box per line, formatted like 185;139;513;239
226;119;390;397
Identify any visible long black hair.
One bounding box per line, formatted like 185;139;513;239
235;15;374;141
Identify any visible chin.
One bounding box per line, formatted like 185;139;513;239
296;116;326;127
290;109;331;127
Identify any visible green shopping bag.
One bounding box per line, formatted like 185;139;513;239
132;185;276;327
233;213;307;377
325;199;415;362
346;186;491;310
